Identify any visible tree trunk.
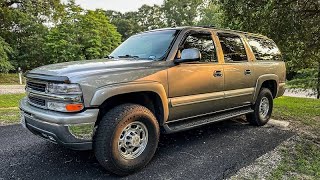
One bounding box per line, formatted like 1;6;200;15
317;62;320;99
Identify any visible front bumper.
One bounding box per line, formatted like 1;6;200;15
19;97;99;150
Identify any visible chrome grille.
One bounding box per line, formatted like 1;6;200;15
28;96;46;108
27;81;46;92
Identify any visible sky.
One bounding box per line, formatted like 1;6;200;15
71;0;164;13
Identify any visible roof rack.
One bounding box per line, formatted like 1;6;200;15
212;27;266;38
198;25;216;28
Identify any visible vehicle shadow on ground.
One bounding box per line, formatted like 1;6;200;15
6;118;294;180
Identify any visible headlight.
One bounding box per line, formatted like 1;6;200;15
47;101;84;112
47;83;82;94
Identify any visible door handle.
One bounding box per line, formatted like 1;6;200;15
244;69;252;75
214;70;223;77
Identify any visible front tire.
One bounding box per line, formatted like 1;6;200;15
94;104;160;176
246;88;273;126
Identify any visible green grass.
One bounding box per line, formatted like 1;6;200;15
0;93;25;125
270;96;320;179
0;108;20;125
0;93;26;108
270;139;320;179
273;96;320;132
0;73;25;85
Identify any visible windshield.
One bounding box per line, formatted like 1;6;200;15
110;30;179;60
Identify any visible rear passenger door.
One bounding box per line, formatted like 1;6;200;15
217;32;256;108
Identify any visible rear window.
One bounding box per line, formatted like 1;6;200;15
247;37;282;61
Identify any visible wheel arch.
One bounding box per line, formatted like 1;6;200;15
91;82;169;126
253;74;279;102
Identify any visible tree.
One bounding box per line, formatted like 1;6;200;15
0;0;62;70
136;5;166;30
162;0;203;26
197;0;225;27
105;5;166;40
219;0;320;98
79;10;121;59
105;10;141;40
0;37;13;72
44;2;121;64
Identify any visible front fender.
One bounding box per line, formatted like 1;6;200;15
90;81;169;122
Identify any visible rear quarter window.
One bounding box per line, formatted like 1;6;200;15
247;36;282;61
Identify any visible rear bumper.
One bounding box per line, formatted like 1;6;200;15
19;97;99;150
276;82;286;98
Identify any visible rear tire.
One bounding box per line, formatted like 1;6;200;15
94;103;160;176
246;88;273;126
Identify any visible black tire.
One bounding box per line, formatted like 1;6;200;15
93;103;160;176
246;88;273;126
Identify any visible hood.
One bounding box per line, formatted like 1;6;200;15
27;59;171;106
29;59;153;78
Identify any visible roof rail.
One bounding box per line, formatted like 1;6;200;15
197;26;249;34
198;25;216;28
213;27;266;37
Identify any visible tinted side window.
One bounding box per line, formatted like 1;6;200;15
247;37;282;61
218;33;248;62
182;33;217;62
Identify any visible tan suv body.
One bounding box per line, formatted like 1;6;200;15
20;27;286;175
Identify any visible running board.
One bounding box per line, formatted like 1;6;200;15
163;106;253;134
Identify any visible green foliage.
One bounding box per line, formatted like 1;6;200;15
0;93;26;108
79;10;121;59
0;0;62;70
106;10;141;40
288;68;319;97
219;0;320;98
106;4;167;40
273;96;320;127
44;2;121;64
107;0;209;39
162;0;203;26
197;0;225;27
0;37;13;72
270;139;320;179
0;0;121;70
136;5;166;30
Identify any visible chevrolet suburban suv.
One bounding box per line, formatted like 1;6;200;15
20;26;286;175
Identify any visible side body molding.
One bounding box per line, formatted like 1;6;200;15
253;74;279;102
90;81;169;124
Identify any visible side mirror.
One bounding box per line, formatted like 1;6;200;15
174;48;201;64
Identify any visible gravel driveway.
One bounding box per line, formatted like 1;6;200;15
0;120;293;180
0;85;25;94
284;89;316;99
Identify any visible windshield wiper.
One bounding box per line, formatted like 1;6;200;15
117;54;140;59
105;55;114;59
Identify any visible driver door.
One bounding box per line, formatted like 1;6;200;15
167;30;225;121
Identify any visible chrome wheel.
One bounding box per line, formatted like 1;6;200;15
118;121;148;160
259;97;270;118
